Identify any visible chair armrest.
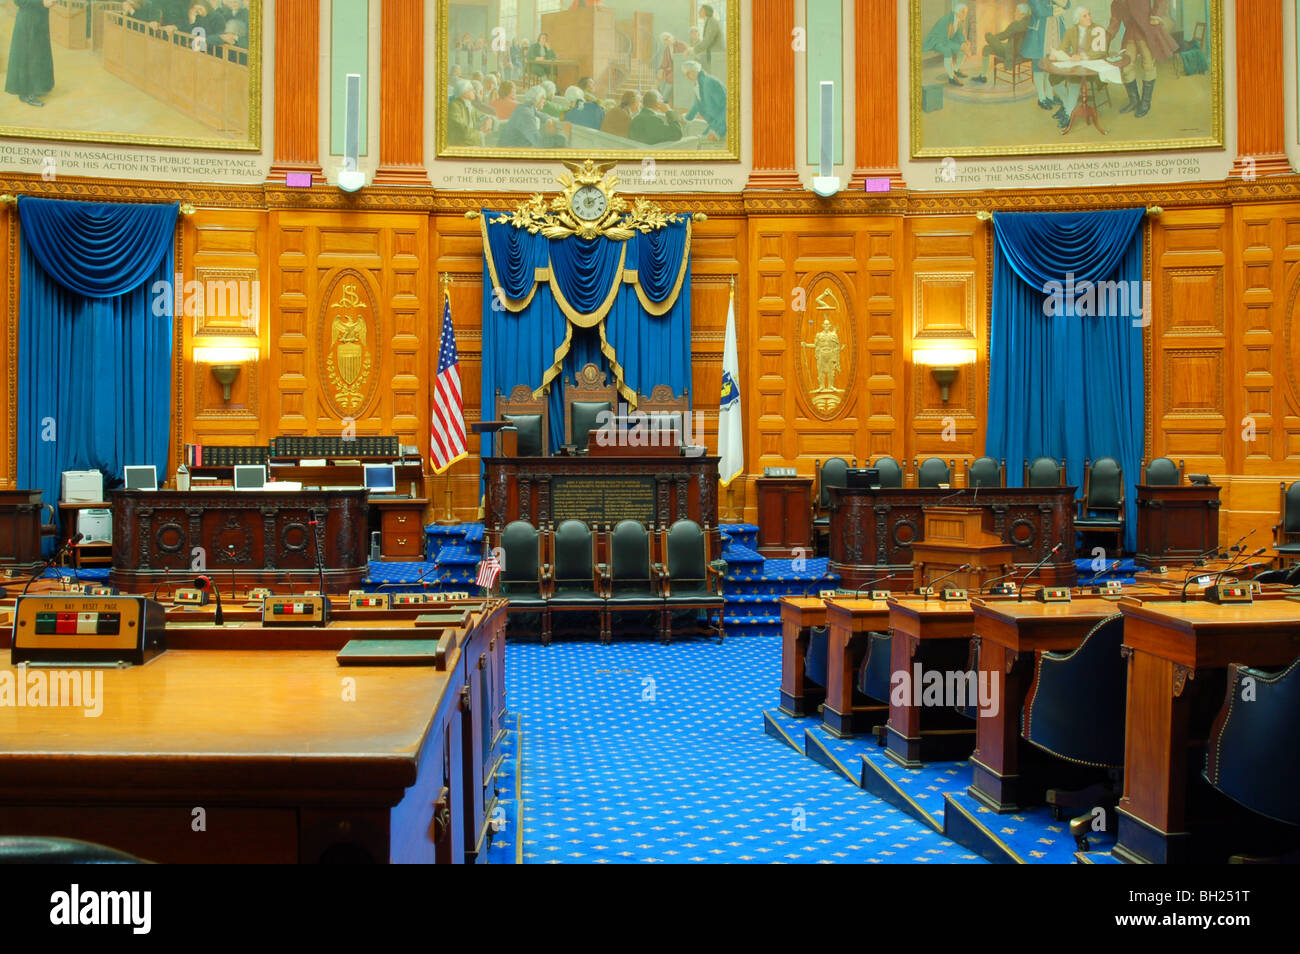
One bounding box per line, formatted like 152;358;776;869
595;562;610;597
708;559;728;594
540;563;553;597
654;562;669;597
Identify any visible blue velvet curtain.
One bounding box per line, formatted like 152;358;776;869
16;197;178;545
480;213;691;456
986;207;1146;552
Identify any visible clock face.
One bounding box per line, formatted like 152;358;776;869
572;184;608;221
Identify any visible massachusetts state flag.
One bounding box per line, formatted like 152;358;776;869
430;292;467;473
718;286;743;485
476;552;502;590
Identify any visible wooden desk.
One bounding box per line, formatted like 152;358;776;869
484;454;720;545
823;598;892;737
885;597;977;767
756;476;813;558
828;486;1077;590
1115;598;1300;864
370;497;429;561
0;601;507;864
109;488;369;594
1135;484;1220;568
779;596;827;716
0;490;46;570
968;596;1121;811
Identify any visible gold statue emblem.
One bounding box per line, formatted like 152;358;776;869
326;282;372;412
801;287;846;415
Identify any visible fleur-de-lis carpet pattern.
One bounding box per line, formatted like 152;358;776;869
506;635;985;864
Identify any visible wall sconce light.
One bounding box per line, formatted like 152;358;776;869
194;347;257;404
913;346;977;404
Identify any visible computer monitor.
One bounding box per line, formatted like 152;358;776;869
123;465;158;492
363;463;397;493
846;467;880;490
233;465;267;491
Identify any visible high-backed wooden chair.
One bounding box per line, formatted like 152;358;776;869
872;456;905;489
1273;481;1300;563
564;363;617;453
1024;457;1067;487
636;384;690;444
914;457;954;489
812;457;855;555
1076;457;1126;557
966;456;1005;488
495;384;549;458
1141;457;1183;486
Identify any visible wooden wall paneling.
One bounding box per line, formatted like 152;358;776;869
374;0;428;185
270;0;323;178
905;215;987;474
850;0;902;186
746;0;800;189
1232;0;1291;178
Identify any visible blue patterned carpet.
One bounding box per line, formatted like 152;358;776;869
507;634;984;864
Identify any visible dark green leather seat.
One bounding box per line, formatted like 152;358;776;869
659;519;726;642
1076;457;1125;554
967;456;1003;488
502;412;545;457
872;456;904;489
1143;457;1180;486
916;457;952;488
1026;456;1064;487
499;520;550;642
570;400;611;452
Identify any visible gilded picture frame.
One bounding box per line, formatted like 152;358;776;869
909;0;1223;158
0;0;262;152
436;0;740;161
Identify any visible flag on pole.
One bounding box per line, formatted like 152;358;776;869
430;291;468;474
718;285;743;485
476;552;502;591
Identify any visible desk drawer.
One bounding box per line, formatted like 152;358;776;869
381;510;420;535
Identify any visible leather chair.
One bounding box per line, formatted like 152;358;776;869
602;519;662;643
1273;481;1300;564
548;519;604;641
915;457;954;489
496;383;548;457
657;519;726;643
1142;456;1182;486
966;456;1005;488
0;837;146;864
1252;563;1300;586
1024;456;1066;487
804;626;829;689
1203;658;1300;830
1021;613;1127;849
499;520;551;643
872;456;905;489
856;630;894;745
564;363;617;453
813;457;853;554
502;413;545;458
1076;457;1126;557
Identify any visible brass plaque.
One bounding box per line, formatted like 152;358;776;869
551;476;657;525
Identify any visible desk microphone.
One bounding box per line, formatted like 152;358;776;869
853;574;893;598
1179;546;1263;602
20;533;82;596
921;563;971;599
1017;543;1062;602
1193;528;1253;566
1208;547;1267;591
151;567;175;602
981;566;1021;594
195;575;224;625
308;512;328;597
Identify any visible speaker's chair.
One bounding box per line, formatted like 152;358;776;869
564;363;617;453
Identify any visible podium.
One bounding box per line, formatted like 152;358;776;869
910;507;1016;591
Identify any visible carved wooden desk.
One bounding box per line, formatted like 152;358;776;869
828;486;1078;591
1135;484;1220;568
109;489;369;594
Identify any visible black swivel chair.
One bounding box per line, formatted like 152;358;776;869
1021;614;1127;849
915;457;954;489
1202;658;1300;861
813;457;854;555
1076;457;1126;558
547;519;604;641
1025;456;1066;488
966;456;1006;488
0;837;147;864
1272;481;1300;566
602;519;662;643
1142;457;1183;486
872;456;905;489
499;520;551;643
657;519;726;643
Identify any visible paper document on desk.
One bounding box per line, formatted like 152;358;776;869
1056;56;1123;85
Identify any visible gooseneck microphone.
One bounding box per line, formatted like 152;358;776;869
1209;546;1267;590
1192;528;1254;567
20;533;82;596
150;567;174;602
1017;543;1062;602
195;574;224;625
309;512;327;597
921;563;972;599
853;575;893;598
981;566;1021;594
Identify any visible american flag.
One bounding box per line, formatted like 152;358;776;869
430;292;467;473
476;552;501;591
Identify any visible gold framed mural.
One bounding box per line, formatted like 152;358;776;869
436;0;740;161
0;0;262;151
909;0;1223;158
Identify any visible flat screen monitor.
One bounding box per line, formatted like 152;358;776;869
123;465;158;492
363;463;396;493
233;465;267;491
846;467;880;489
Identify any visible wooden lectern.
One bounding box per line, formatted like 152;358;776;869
910;507;1016;591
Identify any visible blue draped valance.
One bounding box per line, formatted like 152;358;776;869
18;196;179;298
16;198;177;546
986;207;1146;552
480;212;692;456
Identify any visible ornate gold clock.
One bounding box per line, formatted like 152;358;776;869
481;159;701;241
